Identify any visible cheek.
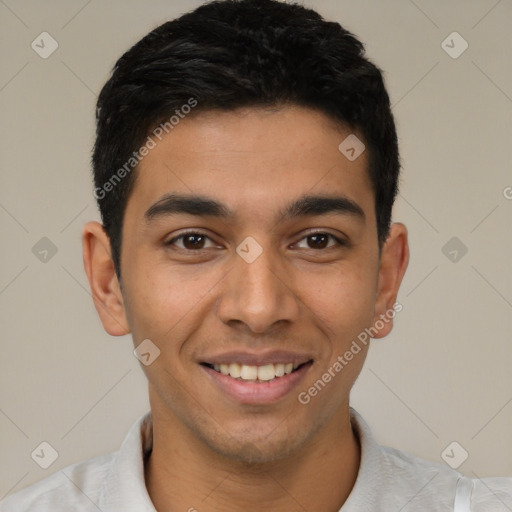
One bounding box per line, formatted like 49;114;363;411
302;262;378;337
122;257;222;343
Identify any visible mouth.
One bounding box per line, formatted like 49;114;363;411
199;358;314;404
200;361;311;383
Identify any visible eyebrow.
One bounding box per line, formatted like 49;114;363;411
144;193;365;224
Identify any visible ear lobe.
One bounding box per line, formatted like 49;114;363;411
372;222;409;339
82;221;130;336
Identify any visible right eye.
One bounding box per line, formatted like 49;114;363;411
165;231;218;251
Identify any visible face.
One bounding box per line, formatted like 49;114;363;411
84;105;408;464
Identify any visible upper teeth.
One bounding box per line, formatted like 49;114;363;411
212;363;298;381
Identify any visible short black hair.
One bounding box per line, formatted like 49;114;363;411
92;0;399;280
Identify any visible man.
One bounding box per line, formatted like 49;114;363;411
2;0;510;510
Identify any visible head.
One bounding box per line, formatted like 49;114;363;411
83;0;408;464
92;0;400;280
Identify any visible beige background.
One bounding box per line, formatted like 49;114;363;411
1;0;511;498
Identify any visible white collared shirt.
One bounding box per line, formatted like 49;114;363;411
1;409;511;511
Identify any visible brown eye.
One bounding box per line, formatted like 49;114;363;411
182;234;206;249
166;231;215;250
295;232;345;250
308;233;329;249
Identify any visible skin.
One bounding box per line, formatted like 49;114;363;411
82;106;409;512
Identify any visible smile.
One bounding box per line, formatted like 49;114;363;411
202;362;307;382
200;359;313;404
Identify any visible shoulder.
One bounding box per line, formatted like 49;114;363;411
380;443;459;482
470;476;512;511
0;411;153;512
347;409;512;511
380;445;512;511
0;452;115;512
379;444;461;509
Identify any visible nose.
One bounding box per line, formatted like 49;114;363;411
217;243;300;334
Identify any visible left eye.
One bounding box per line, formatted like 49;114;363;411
166;232;216;250
295;232;344;250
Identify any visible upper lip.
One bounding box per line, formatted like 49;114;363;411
200;350;314;366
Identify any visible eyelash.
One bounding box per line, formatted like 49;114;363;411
165;229;347;251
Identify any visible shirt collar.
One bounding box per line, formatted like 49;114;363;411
340;408;384;510
98;410;156;511
97;407;381;511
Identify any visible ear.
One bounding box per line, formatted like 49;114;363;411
372;222;409;339
82;221;130;336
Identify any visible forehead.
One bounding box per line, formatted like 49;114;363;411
125;106;374;225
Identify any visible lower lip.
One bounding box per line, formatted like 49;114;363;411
201;363;312;405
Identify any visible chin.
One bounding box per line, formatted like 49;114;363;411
212;436;301;465
198;419;317;466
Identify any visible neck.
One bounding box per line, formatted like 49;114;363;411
144;405;360;512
